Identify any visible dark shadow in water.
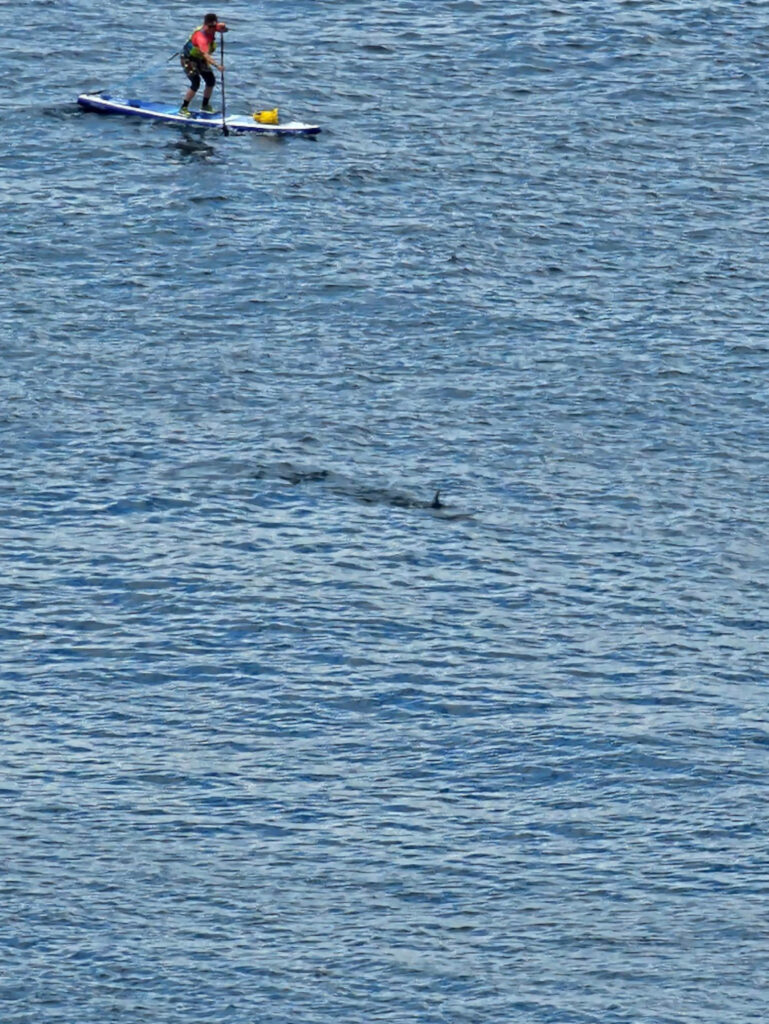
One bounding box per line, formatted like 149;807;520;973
253;462;473;520
164;129;217;161
42;102;86;121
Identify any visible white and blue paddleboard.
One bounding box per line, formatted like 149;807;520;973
77;93;320;136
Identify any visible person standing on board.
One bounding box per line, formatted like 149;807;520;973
179;13;228;116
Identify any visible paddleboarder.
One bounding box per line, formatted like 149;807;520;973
179;13;228;116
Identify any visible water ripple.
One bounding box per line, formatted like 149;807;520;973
3;2;769;1022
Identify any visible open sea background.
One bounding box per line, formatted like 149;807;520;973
3;1;769;1021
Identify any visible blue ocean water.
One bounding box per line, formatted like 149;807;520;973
3;2;769;1021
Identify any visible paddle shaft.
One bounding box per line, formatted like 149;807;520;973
219;31;229;135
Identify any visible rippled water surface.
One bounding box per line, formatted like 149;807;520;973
4;2;769;1022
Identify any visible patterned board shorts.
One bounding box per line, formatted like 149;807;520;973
180;55;215;89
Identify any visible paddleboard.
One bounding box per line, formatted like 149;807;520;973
77;93;320;135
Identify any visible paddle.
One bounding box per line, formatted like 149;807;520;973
219;29;229;136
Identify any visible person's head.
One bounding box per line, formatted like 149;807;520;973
204;12;218;27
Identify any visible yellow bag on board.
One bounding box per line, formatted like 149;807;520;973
253;108;279;124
